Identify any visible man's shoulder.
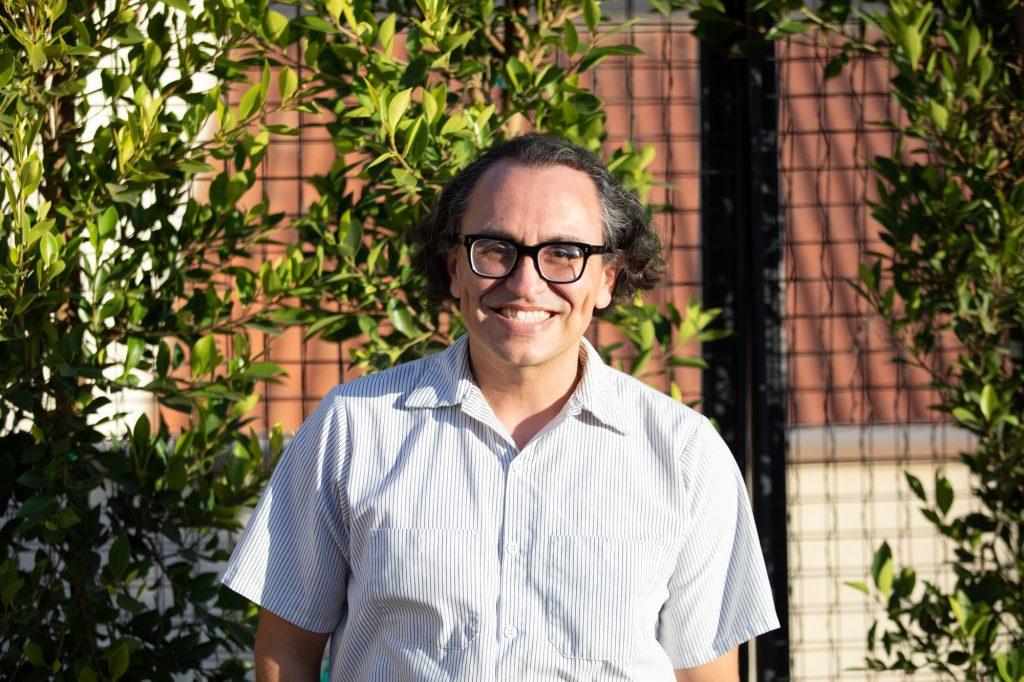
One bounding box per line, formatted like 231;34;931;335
328;353;436;405
599;362;700;417
596;362;706;448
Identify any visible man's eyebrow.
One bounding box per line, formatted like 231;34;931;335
471;229;588;243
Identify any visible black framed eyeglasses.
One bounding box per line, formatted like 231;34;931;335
458;234;611;284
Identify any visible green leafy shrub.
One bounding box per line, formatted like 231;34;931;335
0;0;721;677
0;0;318;677
684;0;1024;678
275;0;722;395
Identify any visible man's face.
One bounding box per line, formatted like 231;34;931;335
446;161;618;373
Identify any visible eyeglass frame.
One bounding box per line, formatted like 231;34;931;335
457;233;613;284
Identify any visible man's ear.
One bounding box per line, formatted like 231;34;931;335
446;250;461;298
595;263;619;310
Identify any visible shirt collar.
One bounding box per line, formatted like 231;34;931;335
404;333;630;434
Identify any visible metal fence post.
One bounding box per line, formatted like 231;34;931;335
699;2;791;679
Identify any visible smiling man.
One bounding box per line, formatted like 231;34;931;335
221;134;780;681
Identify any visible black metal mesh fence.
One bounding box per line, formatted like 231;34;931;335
776;33;972;681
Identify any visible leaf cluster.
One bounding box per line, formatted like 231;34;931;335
270;0;717;381
684;1;1024;679
0;0;318;678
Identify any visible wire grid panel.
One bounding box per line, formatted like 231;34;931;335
777;33;973;682
586;16;703;402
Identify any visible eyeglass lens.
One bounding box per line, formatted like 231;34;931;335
470;238;586;283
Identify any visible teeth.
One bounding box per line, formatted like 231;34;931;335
499;309;551;322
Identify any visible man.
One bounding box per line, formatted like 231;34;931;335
222;134;780;681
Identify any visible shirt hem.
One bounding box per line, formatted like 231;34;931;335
664;615;782;670
220;571;339;634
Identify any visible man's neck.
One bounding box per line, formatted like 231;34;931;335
467;341;583;451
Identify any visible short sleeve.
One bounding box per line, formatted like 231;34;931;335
220;386;350;633
657;415;780;668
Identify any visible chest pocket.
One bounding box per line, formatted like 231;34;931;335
545;535;668;661
366;528;482;650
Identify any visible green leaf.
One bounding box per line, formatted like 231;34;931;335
649;0;670;17
300;15;335;33
421;87;438;125
244;361;284;380
134;413;150;445
387;88;412;133
24;642;45;667
0;53;14;88
161;0;191;13
21;155;42;197
388;304;415;338
278;66;297;102
995;652;1012;682
156;342;170;376
342;216;363;254
564;20;579;56
125;336;145;371
844;580;869;595
871;541;892;591
404;117;428;162
899;22;923;68
107;535;129;580
904;472;926;501
578;44;644;72
928;100;948;131
583;0;600;34
876;556;893;598
952;406;975;424
105;182;143;205
53;507;81;528
935;474;954;516
378;13;397;53
107;642;129;681
98;206;117;239
824;54;847;79
765;18;807;41
979;383;997;420
28;43;46;70
190;335;222;377
238;83;262;121
366;151;392;170
17;494;54;521
977;54;993;86
949;592;968;630
39;232;58;263
2;575;24;605
263;10;289;40
963;24;980;66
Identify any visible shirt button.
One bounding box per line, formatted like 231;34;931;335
503;626;517;639
505;542;520;555
510;461;523;473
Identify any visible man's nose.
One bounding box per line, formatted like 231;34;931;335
503;254;548;297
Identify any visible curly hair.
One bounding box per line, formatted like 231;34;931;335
412;133;667;315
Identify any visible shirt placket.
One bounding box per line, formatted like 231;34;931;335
458;385;585;680
497;397;584;680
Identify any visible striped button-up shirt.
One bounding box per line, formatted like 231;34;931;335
222;333;779;680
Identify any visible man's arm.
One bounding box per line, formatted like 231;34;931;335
674;646;739;682
254;608;330;682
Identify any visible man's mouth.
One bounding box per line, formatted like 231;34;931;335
494;308;555;323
